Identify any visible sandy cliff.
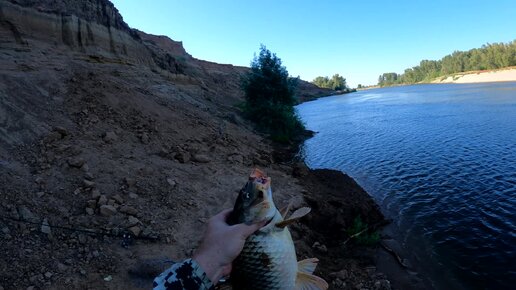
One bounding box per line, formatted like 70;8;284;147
0;1;387;289
432;67;516;84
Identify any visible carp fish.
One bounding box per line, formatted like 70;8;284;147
227;169;328;290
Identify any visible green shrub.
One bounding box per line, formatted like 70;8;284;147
242;45;304;142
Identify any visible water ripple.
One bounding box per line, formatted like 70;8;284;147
298;83;516;290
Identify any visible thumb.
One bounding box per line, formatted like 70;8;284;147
233;220;267;238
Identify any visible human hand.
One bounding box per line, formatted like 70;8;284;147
193;208;265;284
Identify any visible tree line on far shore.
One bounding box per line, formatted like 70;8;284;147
378;39;516;86
312;74;349;90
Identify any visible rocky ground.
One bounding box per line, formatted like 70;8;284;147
0;1;393;289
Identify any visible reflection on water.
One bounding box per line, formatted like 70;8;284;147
297;83;516;290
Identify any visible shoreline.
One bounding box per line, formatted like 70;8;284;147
295;91;507;290
289;154;440;290
282;121;437;290
373;67;516;89
431;67;516;84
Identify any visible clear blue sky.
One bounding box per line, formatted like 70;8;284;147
111;0;516;87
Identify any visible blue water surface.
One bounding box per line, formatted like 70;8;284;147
297;83;516;290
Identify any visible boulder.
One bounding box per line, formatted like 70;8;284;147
18;206;38;222
192;154;211;163
124;177;136;187
374;279;391;290
126;216;140;227
53;126;69;137
83;179;95;188
128;226;141;237
41;218;51;234
97;195;108;206
91;189;101;199
166;178;177;187
67;157;85;168
86;200;97;208
112;194;124;204
140;132;150;144
174;151;190;163
84;172;94;180
103;131;118;143
119;205;138;216
228;154;244;163
43;131;62;143
99;205;117;216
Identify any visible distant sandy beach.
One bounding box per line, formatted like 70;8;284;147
432;67;516;84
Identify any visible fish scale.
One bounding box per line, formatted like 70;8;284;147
232;212;298;290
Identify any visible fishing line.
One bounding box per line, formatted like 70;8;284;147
0;214;159;247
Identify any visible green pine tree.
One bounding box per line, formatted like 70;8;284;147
242;45;304;143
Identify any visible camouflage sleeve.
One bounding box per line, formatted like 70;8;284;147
153;258;215;290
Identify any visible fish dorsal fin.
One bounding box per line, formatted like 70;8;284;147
295;272;328;290
278;201;292;218
275;207;311;228
297;258;319;274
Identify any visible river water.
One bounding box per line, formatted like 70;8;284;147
296;83;516;290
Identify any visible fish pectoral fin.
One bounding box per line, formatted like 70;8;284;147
295;272;328;290
297;258;319;274
275;207;311;228
279;201;292;218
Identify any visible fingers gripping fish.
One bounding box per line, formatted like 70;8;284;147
228;169;328;290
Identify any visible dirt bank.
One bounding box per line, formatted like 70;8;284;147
1;1;389;289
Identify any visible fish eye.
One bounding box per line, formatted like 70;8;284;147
245;192;250;199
